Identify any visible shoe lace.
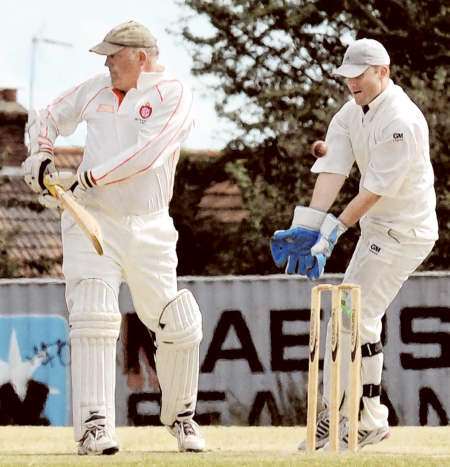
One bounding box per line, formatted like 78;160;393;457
81;414;108;442
180;421;196;437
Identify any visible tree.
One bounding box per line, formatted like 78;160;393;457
175;0;449;273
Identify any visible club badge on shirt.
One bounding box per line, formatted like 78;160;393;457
135;103;153;124
139;103;152;119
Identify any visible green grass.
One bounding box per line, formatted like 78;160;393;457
0;426;449;466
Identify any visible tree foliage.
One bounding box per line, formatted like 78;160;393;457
173;0;449;273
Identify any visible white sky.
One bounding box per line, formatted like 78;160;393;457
1;0;232;150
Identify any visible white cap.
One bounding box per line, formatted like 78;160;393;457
334;38;390;78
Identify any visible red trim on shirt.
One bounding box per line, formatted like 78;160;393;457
156;85;163;103
103;97;192;185
45;110;60;137
95;80;186;184
43;84;83;139
80;87;110;119
89;170;97;186
50;83;83;107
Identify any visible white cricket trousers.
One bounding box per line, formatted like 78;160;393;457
62;206;178;331
323;220;435;431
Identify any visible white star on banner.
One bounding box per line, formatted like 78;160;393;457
0;330;59;400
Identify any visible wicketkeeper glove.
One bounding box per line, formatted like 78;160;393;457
309;214;348;279
270;206;326;275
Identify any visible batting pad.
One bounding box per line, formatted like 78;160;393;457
156;289;203;426
69;279;121;441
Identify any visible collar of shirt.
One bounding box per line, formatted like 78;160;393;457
136;70;168;90
362;79;395;115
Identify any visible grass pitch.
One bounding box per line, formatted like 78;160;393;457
0;426;449;466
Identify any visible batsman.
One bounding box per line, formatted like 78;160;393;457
22;21;205;455
271;39;438;449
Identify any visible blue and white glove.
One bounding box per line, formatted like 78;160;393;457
309;214;348;279
270;206;326;275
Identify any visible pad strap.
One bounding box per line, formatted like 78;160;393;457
361;341;383;358
362;384;381;398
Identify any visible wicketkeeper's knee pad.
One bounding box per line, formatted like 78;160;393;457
155;289;203;426
69;279;121;441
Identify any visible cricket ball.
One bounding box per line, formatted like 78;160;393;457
311;140;328;158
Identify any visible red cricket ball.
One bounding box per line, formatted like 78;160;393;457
310;140;328;158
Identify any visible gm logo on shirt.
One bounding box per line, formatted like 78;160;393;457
393;132;404;142
370;243;381;255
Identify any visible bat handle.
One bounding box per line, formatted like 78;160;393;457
43;174;59;198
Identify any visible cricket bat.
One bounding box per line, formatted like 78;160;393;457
44;177;104;256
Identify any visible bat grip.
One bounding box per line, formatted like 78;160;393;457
43;174;62;198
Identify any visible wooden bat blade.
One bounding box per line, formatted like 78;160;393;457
53;185;104;256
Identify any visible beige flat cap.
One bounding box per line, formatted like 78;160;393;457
90;20;157;55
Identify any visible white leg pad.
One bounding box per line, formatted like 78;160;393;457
69;279;121;441
156;289;203;426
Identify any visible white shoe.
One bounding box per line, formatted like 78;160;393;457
77;413;119;455
298;409;346;451
342;426;390;449
169;420;205;452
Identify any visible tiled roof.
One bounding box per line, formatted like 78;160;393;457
0;176;62;277
198;181;248;223
0;145;71;277
54;146;84;169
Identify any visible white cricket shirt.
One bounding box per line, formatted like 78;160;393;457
37;70;194;216
312;80;438;240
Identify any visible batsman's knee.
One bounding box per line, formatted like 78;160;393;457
156;289;203;348
69;278;121;338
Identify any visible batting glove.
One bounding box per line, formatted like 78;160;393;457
22;152;55;193
40;170;95;209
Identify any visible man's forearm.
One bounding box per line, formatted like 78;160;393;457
309;172;346;212
339;189;381;227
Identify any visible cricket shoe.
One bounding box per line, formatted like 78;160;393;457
297;409;346;451
341;426;390;450
169;419;205;452
77;413;119;455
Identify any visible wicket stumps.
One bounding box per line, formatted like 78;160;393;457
306;283;361;453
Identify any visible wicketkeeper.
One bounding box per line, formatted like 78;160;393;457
22;21;205;455
271;38;438;449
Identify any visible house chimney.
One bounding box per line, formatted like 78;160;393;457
0;89;17;102
0;87;28;168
